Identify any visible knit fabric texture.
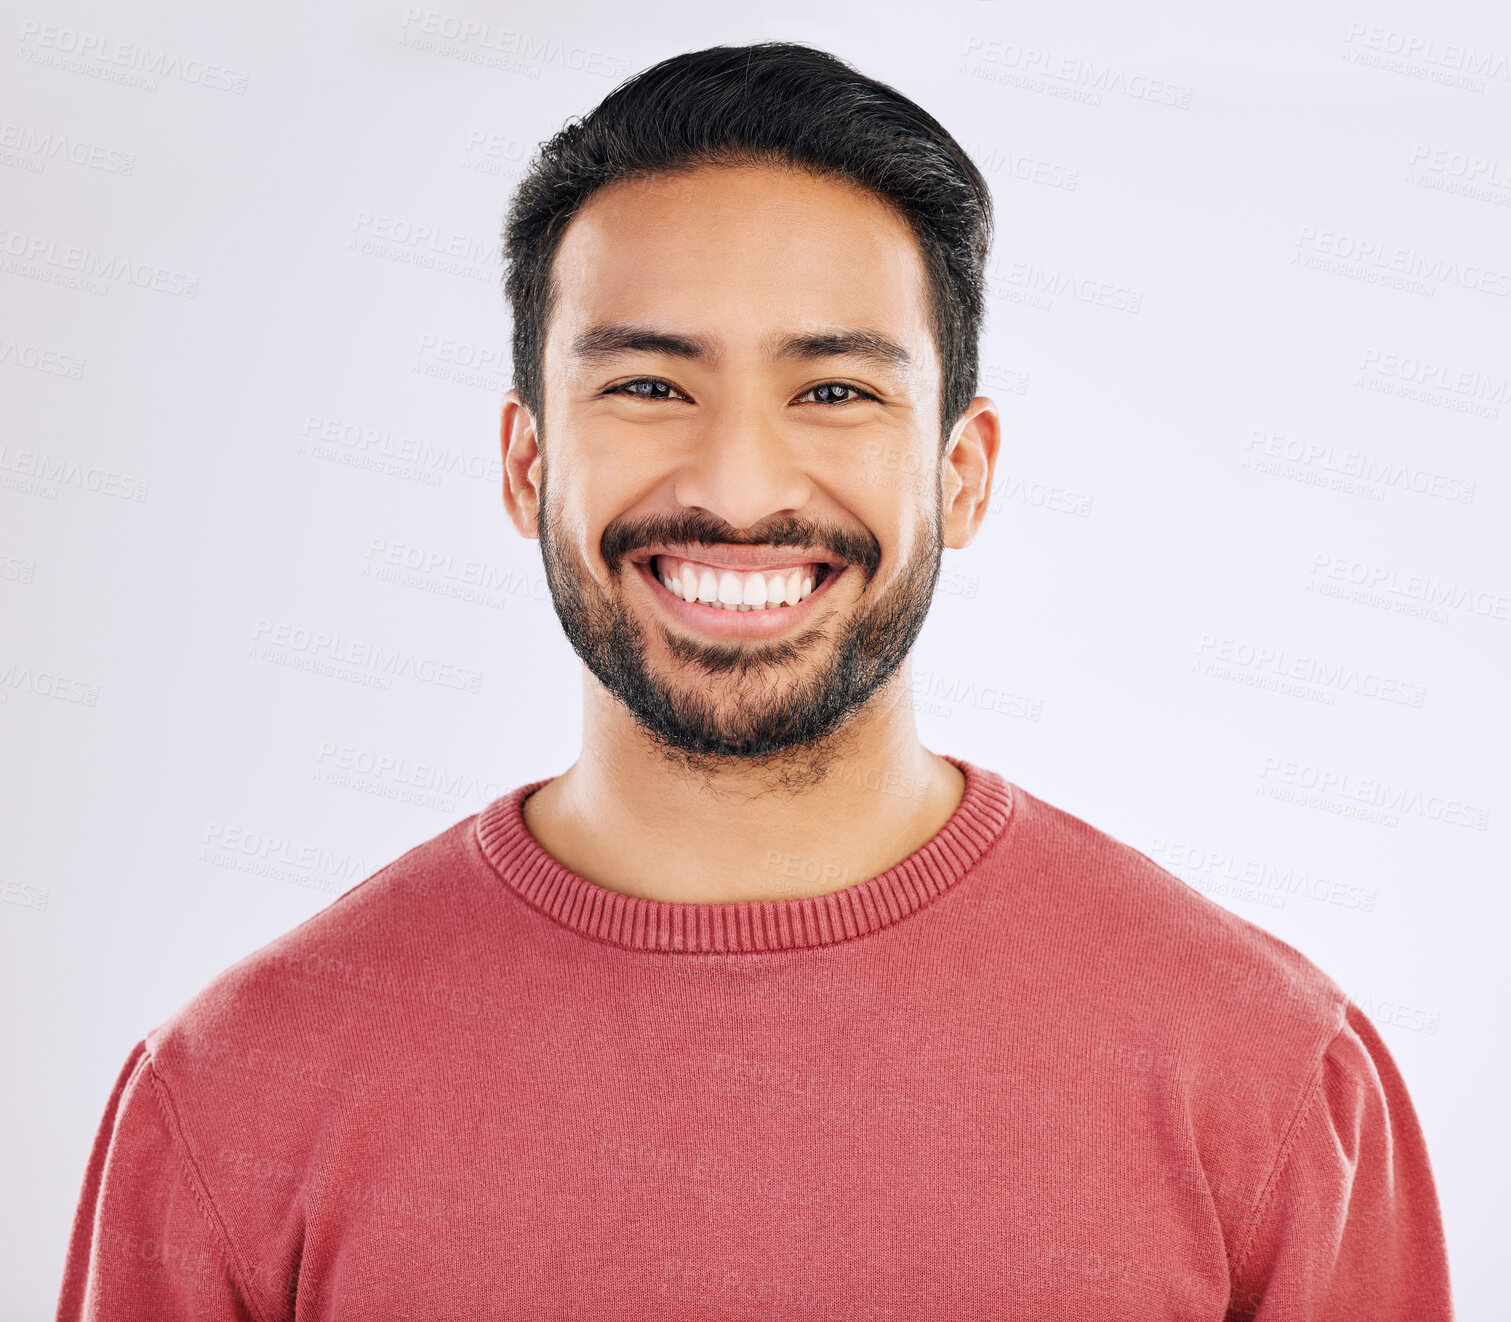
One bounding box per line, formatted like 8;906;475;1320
56;756;1453;1320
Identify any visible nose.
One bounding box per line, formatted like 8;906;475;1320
670;401;812;532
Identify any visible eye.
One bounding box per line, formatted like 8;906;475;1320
604;378;690;402
603;377;880;405
799;381;880;406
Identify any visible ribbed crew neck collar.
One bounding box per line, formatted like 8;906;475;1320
473;755;1015;954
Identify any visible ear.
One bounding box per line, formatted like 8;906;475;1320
939;397;1001;551
501;389;543;540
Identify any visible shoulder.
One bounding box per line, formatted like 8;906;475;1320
128;808;509;1290
106;809;495;1309
142;809;497;1092
999;782;1349;1085
996;783;1365;1239
1013;783;1346;1012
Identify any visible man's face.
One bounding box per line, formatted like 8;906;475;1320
525;162;951;776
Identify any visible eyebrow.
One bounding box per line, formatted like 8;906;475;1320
569;323;912;374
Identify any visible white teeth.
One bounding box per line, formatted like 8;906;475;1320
783;568;802;605
654;556;828;610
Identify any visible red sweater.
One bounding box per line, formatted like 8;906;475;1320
57;757;1452;1320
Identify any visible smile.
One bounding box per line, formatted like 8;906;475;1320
632;554;845;640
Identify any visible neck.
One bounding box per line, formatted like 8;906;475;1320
521;658;965;905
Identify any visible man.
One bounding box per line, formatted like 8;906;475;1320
58;41;1451;1320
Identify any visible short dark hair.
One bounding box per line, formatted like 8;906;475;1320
501;41;994;453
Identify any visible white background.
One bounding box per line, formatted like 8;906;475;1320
2;0;1507;1315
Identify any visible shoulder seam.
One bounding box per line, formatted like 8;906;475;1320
142;1053;278;1322
1226;1010;1343;1286
119;1038;153;1094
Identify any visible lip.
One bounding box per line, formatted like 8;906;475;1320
629;545;846;573
631;556;845;640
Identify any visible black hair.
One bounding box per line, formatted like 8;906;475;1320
501;41;994;452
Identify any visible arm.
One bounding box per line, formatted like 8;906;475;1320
1227;1002;1453;1320
55;1041;266;1322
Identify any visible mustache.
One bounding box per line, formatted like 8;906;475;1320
601;514;881;577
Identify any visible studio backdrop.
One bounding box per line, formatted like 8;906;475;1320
2;0;1506;1316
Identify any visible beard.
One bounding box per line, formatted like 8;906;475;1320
533;453;945;790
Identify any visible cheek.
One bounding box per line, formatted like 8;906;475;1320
851;439;936;506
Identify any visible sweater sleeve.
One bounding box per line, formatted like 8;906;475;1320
55;1041;265;1322
1227;1002;1453;1320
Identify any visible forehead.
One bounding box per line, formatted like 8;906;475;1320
545;162;935;373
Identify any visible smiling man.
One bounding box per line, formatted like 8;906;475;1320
59;41;1451;1322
